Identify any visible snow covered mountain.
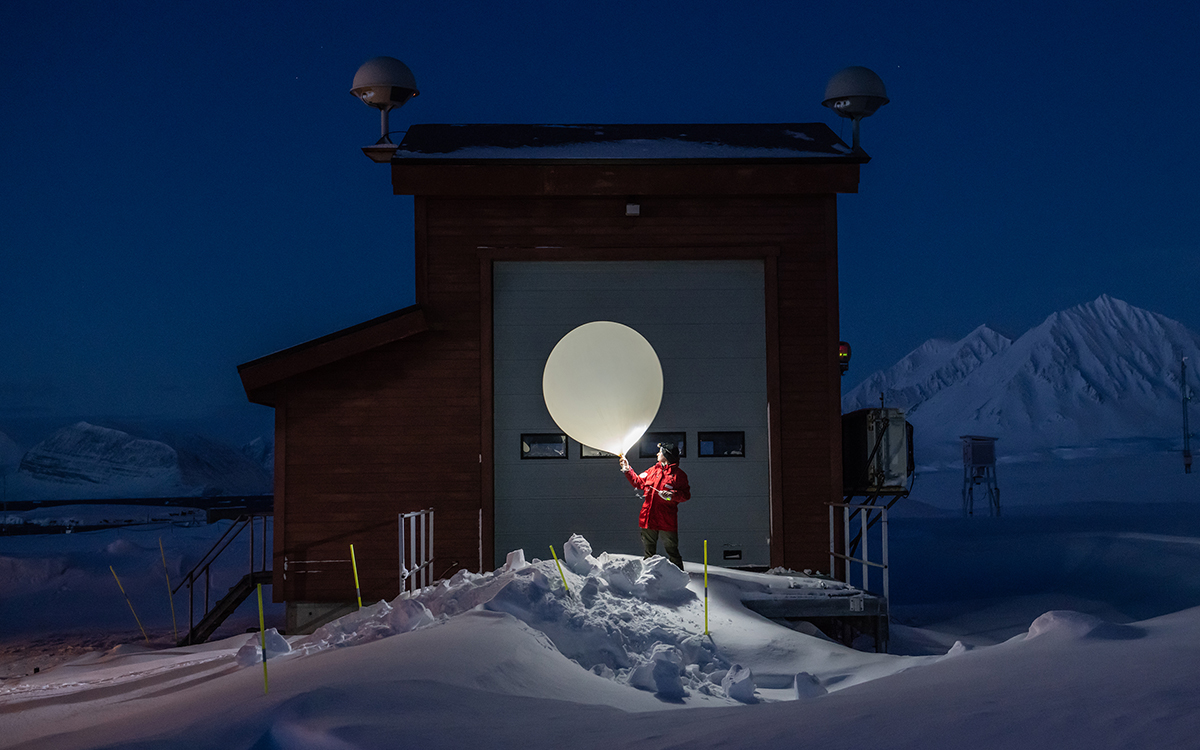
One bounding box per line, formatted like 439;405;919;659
241;436;274;474
842;325;1012;412
844;295;1200;463
10;422;272;500
0;430;21;471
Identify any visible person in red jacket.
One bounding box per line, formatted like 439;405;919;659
619;442;691;570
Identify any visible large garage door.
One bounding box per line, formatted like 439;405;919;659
493;260;769;568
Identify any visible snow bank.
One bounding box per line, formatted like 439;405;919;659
6;527;1200;749
1025;610;1144;641
407;542;728;701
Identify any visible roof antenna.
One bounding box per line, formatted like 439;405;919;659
351;56;420;163
822;66;889;154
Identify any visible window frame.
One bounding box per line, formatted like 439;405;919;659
638;432;686;460
519;433;569;460
698;431;746;458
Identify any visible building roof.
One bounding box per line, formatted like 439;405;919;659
394;123;863;163
237;305;428;406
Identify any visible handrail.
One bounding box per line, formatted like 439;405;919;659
173;517;249;596
175;512;271;644
398;509;435;597
829;502;889;601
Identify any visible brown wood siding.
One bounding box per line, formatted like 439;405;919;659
274;177;848;601
275;328;482;602
772;195;842;571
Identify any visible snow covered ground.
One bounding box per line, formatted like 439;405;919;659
2;494;1200;749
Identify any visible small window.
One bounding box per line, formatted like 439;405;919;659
580;444;618;459
698;431;745;457
521;433;567;459
639;432;686;459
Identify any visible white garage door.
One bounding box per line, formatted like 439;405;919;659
493;260;769;568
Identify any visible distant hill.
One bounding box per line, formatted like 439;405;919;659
5;422;272;501
843;295;1200;466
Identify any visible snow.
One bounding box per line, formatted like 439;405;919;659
3;506;1200;749
1;294;1198;747
3;422;272;502
843;295;1200;468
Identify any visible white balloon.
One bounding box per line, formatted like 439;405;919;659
542;322;663;456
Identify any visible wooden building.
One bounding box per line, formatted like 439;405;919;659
238;123;866;631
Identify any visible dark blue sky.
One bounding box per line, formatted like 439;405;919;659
3;1;1198;445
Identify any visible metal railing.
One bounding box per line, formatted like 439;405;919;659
829;502;890;601
174;513;271;644
398;509;434;596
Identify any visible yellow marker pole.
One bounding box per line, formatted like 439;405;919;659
159;537;178;643
257;583;268;694
109;565;149;643
350;544;363;609
549;545;570;596
703;540;710;635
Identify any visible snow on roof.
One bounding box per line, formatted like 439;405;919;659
394;123;858;161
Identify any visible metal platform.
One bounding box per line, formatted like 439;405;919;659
694;565;890;653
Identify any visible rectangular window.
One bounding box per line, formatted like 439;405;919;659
698;431;745;457
580;444;618;459
520;433;567;459
639;432;686;459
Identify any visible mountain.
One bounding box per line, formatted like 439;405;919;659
242;436;274;473
844;295;1200;464
0;430;21;471
842;325;1012;412
10;422;272;501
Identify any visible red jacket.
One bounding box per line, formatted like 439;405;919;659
624;461;690;532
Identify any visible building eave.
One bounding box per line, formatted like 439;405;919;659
238;305;428;406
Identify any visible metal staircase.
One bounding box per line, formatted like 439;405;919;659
174;513;272;646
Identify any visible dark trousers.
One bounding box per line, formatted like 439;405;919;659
640;528;683;570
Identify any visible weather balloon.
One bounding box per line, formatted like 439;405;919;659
542;322;663;456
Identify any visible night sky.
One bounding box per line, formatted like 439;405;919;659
3;1;1198;446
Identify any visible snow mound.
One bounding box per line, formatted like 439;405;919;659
1026;610;1144;641
404;539;734;700
296;599;437;653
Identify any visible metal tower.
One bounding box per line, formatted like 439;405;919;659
961;435;1000;517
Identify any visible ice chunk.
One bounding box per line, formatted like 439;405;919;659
793;671;826;699
235;628;291;666
722;663;756;703
627;644;685;699
505;549;528;571
564;534;599;576
636;555;690;601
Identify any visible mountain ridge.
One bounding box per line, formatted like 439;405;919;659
843;295;1199;464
